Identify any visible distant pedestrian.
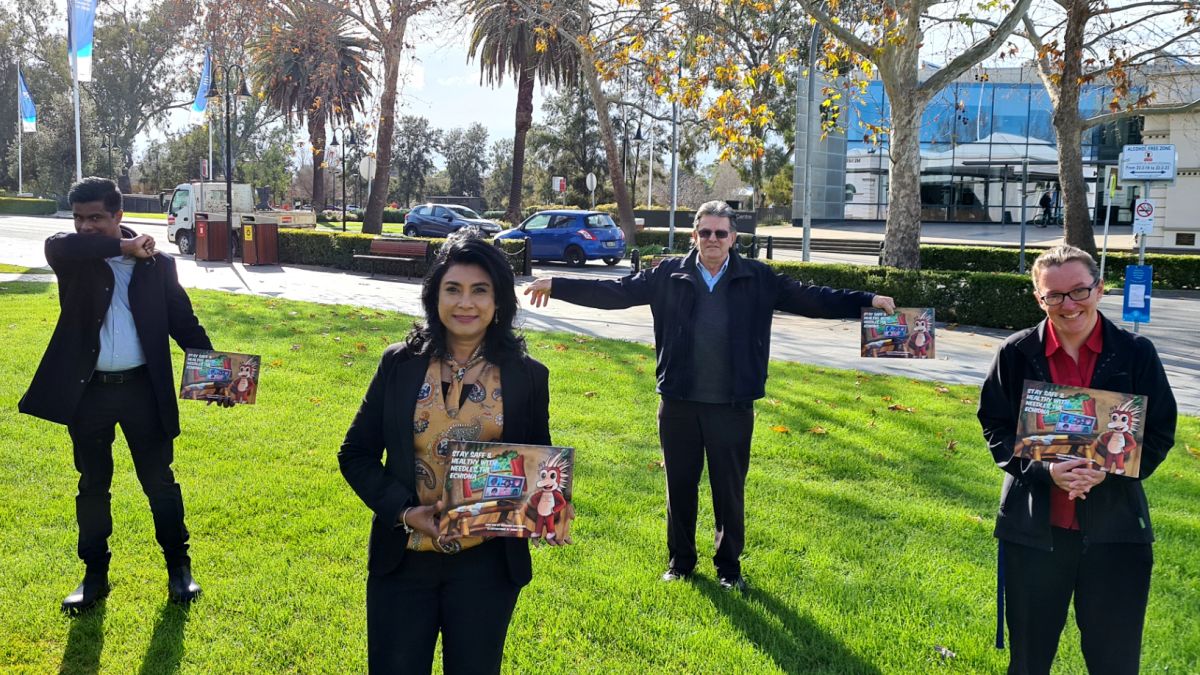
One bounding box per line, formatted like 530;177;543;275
1038;191;1052;228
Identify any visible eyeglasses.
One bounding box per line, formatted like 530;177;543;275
696;229;731;240
1039;282;1098;306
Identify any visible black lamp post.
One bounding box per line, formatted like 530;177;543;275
206;63;250;262
99;136;117;177
329;127;357;232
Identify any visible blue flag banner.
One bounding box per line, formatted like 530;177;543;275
190;48;212;122
1122;264;1153;323
18;68;37;132
68;0;99;82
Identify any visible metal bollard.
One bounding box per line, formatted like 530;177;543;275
631;248;641;273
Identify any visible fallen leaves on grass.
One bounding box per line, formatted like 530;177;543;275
960;398;974;405
309;397;322;405
934;645;957;660
1186;444;1199;461
583;391;597;398
808;426;828;435
647;460;665;471
553;343;569;352
966;514;984;524
290;344;302;351
888;404;915;413
355;342;368;352
934;386;950;394
269;359;283;367
770;425;790;434
881;395;893;402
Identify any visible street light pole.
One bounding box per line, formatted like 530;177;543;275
100;137;114;177
330;127;357;232
207;63;250;263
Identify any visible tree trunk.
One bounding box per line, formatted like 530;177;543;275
880;94;923;269
1055;0;1097;254
309;114;327;213
581;59;636;243
363;14;408;236
506;64;536;225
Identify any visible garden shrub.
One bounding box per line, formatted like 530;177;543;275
0;197;58;215
923;245;1200;290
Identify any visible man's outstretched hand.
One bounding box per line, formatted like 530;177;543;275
871;294;896;314
524;278;553;308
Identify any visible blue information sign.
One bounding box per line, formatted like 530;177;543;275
1122;265;1152;323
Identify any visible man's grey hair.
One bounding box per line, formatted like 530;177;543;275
1030;244;1101;287
692;200;737;230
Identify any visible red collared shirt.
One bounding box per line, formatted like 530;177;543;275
1043;317;1105;529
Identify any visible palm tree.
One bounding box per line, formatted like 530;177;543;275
250;1;372;213
468;0;578;224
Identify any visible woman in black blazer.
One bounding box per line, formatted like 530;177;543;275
340;231;556;674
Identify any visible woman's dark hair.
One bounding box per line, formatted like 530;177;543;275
406;228;526;361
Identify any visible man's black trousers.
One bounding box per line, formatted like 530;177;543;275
657;398;754;579
1003;527;1152;675
67;374;191;570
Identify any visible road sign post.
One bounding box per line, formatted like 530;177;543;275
585;172;597;209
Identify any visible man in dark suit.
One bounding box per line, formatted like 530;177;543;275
19;177;221;613
526;200;894;592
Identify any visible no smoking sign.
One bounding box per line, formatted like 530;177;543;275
1132;199;1155;234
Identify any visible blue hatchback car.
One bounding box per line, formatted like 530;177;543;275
495;210;626;267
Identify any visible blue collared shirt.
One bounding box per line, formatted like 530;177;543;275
96;256;146;371
696;254;730;292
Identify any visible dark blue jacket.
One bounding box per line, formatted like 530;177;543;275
19;228;212;438
553;250;876;402
977;314;1177;550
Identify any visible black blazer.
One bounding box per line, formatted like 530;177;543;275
978;314;1177;550
19;229;213;438
338;343;551;585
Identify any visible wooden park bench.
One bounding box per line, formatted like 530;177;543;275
353;238;433;278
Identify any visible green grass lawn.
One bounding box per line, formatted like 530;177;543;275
0;263;50;274
123;212;168;221
1;281;1197;673
315;221;406;234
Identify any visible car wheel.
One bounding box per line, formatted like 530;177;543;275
564;246;587;267
603;256;620;266
177;230;194;256
404;224;419;237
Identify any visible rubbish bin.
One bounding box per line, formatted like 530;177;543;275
241;221;279;265
194;212;231;262
733;210;757;235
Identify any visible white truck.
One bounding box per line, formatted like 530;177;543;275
164;181;317;255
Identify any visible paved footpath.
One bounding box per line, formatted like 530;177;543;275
2;214;1195;414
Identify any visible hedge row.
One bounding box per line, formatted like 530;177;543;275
276;229;527;278
0;197;57;215
922;245;1200;290
644;255;1042;330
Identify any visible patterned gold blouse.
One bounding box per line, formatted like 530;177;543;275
408;357;503;552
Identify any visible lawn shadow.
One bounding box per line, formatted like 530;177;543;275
136;603;190;675
0;279;56;296
695;577;881;675
60;603;106;675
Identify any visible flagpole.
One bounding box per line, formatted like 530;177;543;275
70;12;83;182
16;64;23;194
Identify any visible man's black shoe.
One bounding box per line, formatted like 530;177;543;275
719;575;748;593
167;565;202;604
661;568;692;582
62;573;110;614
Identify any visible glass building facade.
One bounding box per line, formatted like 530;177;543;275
840;71;1143;223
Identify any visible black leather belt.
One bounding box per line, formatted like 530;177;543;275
91;366;146;384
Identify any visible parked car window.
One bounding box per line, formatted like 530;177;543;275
413;205;430;216
523;214;552;231
447;205;482;219
586;214;617;229
433;206;451;218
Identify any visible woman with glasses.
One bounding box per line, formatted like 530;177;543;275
978;244;1177;674
339;230;563;673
